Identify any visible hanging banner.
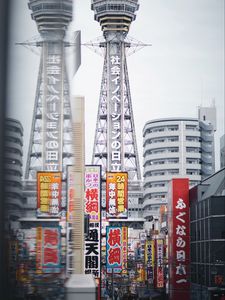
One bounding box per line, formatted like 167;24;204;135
67;166;75;222
106;172;128;219
168;178;190;300
121;226;128;274
84;165;101;279
37;172;62;217
155;239;164;288
145;240;154;284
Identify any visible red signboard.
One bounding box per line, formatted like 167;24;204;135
106;172;128;219
168;178;190;300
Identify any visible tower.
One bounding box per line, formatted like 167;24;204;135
91;0;141;182
25;0;74;180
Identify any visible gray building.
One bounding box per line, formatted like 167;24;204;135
143;106;216;223
4;118;24;228
190;168;225;299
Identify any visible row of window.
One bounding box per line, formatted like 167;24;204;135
145;169;201;176
96;4;136;13
144;124;199;135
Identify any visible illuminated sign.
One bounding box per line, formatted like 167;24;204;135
168;178;190;300
84;166;101;278
37;172;62;217
106;172;128;219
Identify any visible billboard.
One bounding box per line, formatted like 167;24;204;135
37;172;62;217
106;172;128;219
168;178;190;300
84;166;101;278
106;226;128;274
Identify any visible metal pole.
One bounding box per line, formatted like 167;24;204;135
112;267;114;300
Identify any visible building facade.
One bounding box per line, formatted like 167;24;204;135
143;116;216;223
190;168;225;299
4;118;24;226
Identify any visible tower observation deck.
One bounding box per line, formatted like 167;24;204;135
91;0;141;182
25;0;74;180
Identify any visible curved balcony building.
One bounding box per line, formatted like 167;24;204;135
143;117;215;222
4;118;24;223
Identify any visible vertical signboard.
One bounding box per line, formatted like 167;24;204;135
155;239;164;288
108;46;123;172
42;227;61;273
121;226;128;274
36;226;61;274
84;166;101;279
106;226;123;274
168;178;190;300
43;45;63;171
145;240;154;285
37;172;62;217
106;172;128;219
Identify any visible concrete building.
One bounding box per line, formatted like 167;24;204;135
4;118;24;227
143;111;216;223
190;168;225;299
220;134;225;169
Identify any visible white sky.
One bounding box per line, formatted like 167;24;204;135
7;0;224;173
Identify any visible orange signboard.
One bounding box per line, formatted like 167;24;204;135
37;172;62;217
106;172;128;219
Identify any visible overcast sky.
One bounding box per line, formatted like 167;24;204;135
7;0;224;173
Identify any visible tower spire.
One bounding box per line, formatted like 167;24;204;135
91;0;141;181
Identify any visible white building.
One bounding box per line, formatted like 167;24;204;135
143;109;216;223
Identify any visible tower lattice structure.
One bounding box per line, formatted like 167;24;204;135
91;0;141;182
25;0;74;180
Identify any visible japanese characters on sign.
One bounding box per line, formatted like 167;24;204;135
85;223;101;278
108;48;122;172
67;166;75;222
106;226;123;274
36;227;42;274
37;172;62;217
145;240;154;284
43;48;63;172
106;172;128;219
84;166;101;222
121;227;128;274
84;166;101;279
42;227;61;273
168;178;190;300
155;239;164;288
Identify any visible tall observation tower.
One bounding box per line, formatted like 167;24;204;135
91;0;144;228
91;0;141;182
25;0;74;180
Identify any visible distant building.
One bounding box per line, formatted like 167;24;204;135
190;168;225;299
143;106;216;223
4;118;24;228
220;134;225;169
